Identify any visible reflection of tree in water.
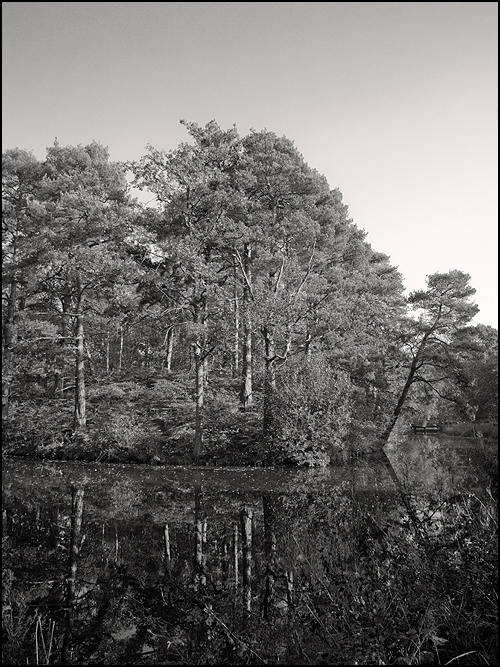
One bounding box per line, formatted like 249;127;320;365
2;459;497;665
386;435;470;495
61;486;84;664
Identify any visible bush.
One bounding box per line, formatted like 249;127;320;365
442;421;499;439
3;399;74;457
90;408;165;463
264;354;354;466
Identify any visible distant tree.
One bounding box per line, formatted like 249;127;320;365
446;323;498;426
375;270;479;448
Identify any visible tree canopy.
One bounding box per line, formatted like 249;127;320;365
2;123;496;465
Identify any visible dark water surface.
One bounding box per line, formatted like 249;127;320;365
2;435;497;665
3;433;489;493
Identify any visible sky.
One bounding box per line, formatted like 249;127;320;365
2;1;498;327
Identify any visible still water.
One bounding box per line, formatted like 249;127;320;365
2;434;497;665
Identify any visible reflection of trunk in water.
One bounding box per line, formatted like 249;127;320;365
192;483;216;651
240;505;253;613
220;530;230;588
233;521;239;594
194;483;207;590
33;504;41;530
286;569;294;609
164;522;172;567
262;494;277;618
262;493;293;617
61;485;84;664
378;451;427;544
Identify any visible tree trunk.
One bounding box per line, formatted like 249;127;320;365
377;375;415;446
105;331;110;374
375;312;444;453
2;279;18;426
240;324;253;409
73;274;86;433
164;327;174;372
262;326;277;437
118;325;124;372
375;346;426;451
233;260;240;378
240;244;253;409
193;343;205;456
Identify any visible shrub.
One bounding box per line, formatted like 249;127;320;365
265;354;354;466
91;410;164;463
442;421;499;439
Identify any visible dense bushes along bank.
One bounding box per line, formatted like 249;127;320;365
2;367;497;467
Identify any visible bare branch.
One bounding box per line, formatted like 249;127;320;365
413;375;461;402
273;254;285;293
232;247;255;301
295;239;316;296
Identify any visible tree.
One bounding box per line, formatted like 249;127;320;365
237;130;338;434
130;120;246;455
237;131;407;445
316;245;407;442
443;323;498;427
2;149;46;425
462;325;498;424
16;141;136;435
375;270;479;449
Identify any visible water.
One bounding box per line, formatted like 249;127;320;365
2;434;497;665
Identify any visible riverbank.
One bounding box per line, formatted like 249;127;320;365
3;370;497;467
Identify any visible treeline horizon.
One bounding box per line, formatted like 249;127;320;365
2;120;498;465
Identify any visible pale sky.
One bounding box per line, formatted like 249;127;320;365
2;2;498;327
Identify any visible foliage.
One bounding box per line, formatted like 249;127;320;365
278;480;498;666
2;124;497;465
263;354;354;466
375;270;485;447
